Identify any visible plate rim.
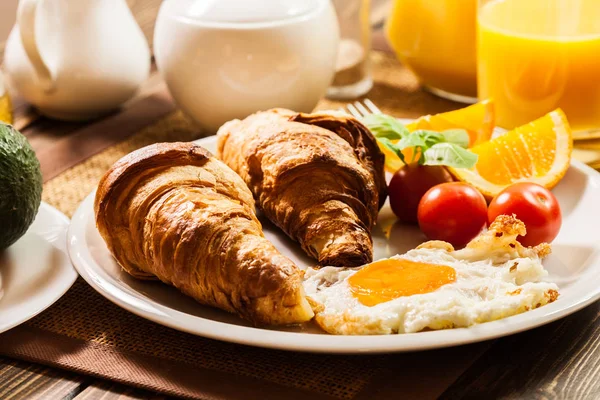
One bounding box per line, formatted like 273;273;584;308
67;135;600;354
0;202;78;333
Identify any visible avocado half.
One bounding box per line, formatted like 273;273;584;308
0;123;42;249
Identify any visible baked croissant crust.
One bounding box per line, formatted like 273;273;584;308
216;109;387;267
94;142;313;325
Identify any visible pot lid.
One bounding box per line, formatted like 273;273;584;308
170;0;324;24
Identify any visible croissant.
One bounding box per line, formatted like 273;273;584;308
94;142;313;325
217;109;387;267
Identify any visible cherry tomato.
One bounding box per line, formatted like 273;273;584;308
417;182;488;248
388;164;453;224
488;182;561;246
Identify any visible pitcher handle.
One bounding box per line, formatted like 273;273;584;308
18;0;55;92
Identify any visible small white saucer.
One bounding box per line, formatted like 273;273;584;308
0;202;78;333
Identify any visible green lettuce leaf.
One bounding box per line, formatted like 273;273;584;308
362;112;476;169
363;114;409;140
440;129;470;148
422;142;478;168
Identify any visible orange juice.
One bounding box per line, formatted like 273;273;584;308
0;73;12;125
386;0;477;100
478;0;600;131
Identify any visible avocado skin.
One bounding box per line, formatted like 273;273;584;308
0;123;43;249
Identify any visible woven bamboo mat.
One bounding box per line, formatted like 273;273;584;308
0;52;513;400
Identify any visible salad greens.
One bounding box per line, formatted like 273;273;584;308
363;114;478;169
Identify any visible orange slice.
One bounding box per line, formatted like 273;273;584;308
406;99;495;146
449;109;572;199
378;100;495;172
378;142;406;172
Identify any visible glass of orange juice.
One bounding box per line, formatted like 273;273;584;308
478;0;600;134
0;71;12;125
386;0;478;103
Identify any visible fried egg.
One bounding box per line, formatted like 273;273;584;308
303;215;559;335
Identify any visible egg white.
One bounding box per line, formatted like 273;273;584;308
303;217;559;335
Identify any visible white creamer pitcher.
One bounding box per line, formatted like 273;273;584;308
4;0;151;121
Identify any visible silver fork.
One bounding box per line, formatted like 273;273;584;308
341;99;382;120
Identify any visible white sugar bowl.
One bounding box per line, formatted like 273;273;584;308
154;0;339;132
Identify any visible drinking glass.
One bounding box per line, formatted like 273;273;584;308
386;0;478;103
478;0;600;134
326;0;373;100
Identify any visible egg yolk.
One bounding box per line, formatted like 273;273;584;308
348;258;457;306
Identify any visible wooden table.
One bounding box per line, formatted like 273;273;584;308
3;3;600;400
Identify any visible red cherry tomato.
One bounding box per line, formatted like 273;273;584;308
417;182;488;248
388;164;453;224
488;182;561;246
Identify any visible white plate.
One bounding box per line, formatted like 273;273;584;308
68;135;600;353
0;202;78;333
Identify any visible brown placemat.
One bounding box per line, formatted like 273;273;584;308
0;52;490;400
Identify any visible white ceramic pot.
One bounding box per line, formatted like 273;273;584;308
4;0;151;121
154;0;340;132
